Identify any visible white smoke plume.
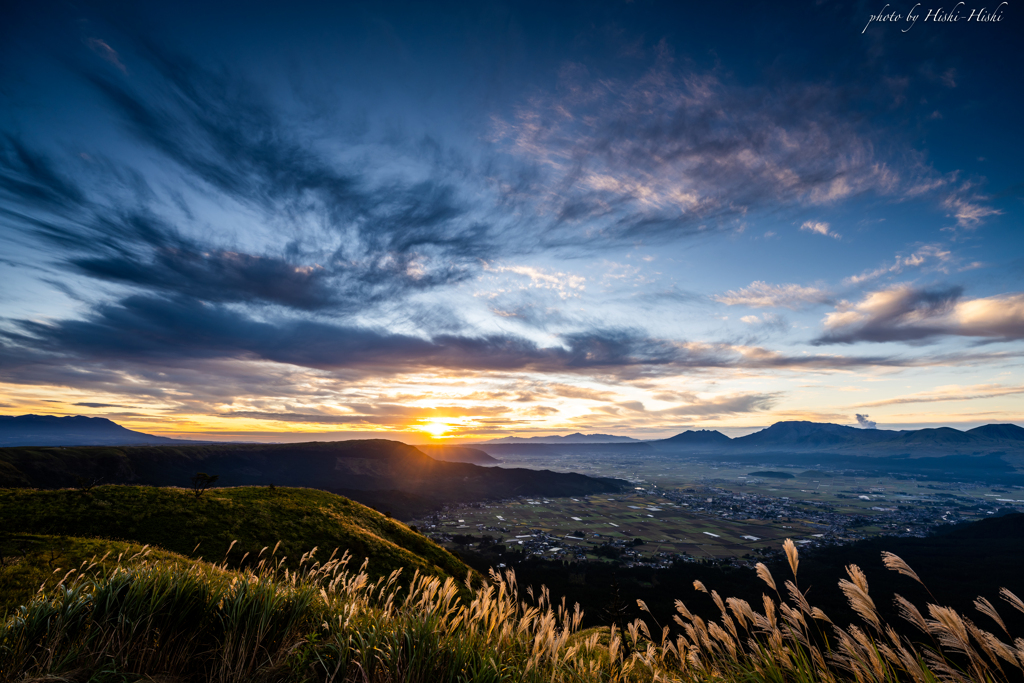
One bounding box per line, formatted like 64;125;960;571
855;414;877;429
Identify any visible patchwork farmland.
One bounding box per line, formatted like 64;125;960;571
412;458;1024;566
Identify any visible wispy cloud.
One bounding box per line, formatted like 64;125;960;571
851;384;1024;408
0;137;87;211
844;244;953;285
0;50;494;314
544;384;620;402
800;221;840;239
739;313;789;333
86;38;128;74
491;54;942;242
482;263;586;299
715;281;832;309
491;52;1001;244
942;183;1003;230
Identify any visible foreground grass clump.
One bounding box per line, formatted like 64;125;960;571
0;534;194;616
0;485;467;581
2;540;1024;682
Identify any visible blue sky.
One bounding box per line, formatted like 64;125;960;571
1;0;1021;440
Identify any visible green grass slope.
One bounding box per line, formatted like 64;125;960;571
0;534;198;616
0;486;469;583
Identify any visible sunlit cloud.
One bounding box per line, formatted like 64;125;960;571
818;286;1024;344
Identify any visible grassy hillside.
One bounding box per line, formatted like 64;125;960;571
0;486;469;583
0;534;203;616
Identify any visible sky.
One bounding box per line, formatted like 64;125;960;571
0;0;1021;442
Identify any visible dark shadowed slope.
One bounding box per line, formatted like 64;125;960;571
0;440;625;517
967;423;1024;441
416;444;499;464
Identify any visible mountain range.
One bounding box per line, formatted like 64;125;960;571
649;421;1024;455
460;422;1024;463
5;415;1021;456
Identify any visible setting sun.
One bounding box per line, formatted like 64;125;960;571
417;419;455;439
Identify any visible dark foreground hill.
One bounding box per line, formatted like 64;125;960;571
0;439;625;518
790;511;1024;626
0;414;195;447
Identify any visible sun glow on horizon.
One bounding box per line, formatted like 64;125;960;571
417;418;460;439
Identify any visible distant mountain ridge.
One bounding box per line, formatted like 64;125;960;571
4;414;1023;461
966;424;1024;441
480;432;639;444
476;422;1024;453
649;421;1024;456
0;415;193;447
